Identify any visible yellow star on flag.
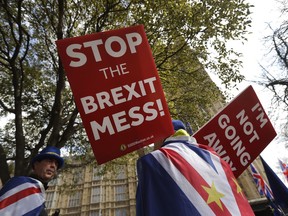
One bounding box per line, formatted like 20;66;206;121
202;181;225;210
232;178;243;196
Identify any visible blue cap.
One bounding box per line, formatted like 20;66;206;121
31;146;64;169
172;119;186;131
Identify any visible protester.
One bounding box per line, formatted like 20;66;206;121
0;146;64;216
136;119;255;216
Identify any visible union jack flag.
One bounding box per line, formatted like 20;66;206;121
136;139;254;216
0;176;45;216
250;163;274;200
278;159;288;182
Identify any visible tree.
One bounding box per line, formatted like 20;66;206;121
0;0;252;185
260;0;288;145
262;1;288;104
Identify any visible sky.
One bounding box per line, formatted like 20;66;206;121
218;0;288;185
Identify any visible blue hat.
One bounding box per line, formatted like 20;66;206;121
31;146;64;169
172;119;186;131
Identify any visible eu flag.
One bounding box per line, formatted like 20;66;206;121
261;156;288;213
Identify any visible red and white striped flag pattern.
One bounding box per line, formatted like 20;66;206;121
0;176;46;216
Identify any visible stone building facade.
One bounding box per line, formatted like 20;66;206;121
46;160;138;216
46;155;270;216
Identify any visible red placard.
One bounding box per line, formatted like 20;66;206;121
56;25;174;164
193;86;277;177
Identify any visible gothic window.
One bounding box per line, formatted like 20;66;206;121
91;186;101;203
68;191;82;207
115;185;128;201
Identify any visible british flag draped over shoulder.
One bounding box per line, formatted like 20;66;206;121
136;123;254;216
0;176;46;216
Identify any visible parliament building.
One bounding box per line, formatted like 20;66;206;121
46;155;272;216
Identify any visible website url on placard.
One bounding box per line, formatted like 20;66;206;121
127;135;154;148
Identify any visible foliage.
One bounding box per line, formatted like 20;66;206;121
0;0;252;184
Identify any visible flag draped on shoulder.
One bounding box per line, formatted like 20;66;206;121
136;138;254;216
278;159;288;183
0;176;46;216
260;156;288;213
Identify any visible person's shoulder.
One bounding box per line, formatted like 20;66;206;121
0;176;29;195
3;176;30;185
166;139;219;158
10;176;40;184
195;143;219;156
2;176;41;189
137;148;166;168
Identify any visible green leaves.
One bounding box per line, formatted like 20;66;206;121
0;0;253;180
